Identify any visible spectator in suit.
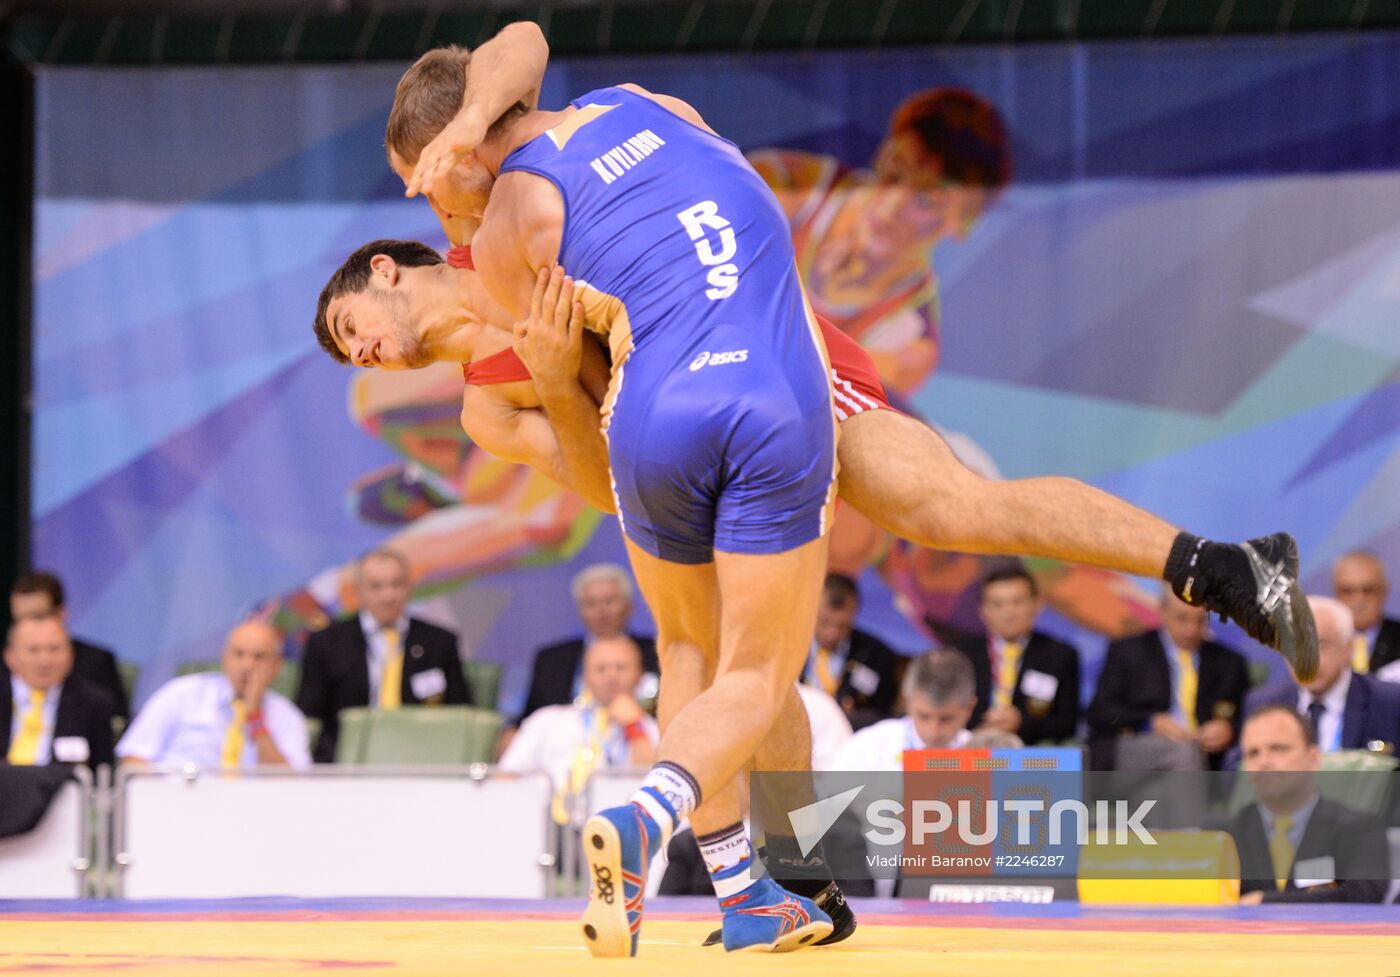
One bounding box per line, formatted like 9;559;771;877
829;650;977;770
1232;705;1388;903
1331;550;1400;677
1089;587;1249;771
802;573;904;731
7;571;129;723
297;546;470;763
500;635;658;824
2;615;114;770
1264;596;1400;755
118;620;310;770
516;563;659;724
953;565;1080;745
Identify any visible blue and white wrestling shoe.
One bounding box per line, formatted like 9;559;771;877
719;878;834;953
580;803;661;958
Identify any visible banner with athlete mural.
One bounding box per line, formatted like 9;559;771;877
33;35;1400;709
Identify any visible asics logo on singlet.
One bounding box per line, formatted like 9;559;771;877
689;350;748;371
677;201;740;300
589;129;667;186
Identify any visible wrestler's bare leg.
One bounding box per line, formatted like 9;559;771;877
637;536;829;796
837;408;1178;577
628;542;817;839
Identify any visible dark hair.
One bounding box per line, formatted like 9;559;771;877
313;240;444;364
386;45;529;165
12;571;64;609
889;87;1013;193
979;563;1038;600
822;572;860;608
1245;703;1318;747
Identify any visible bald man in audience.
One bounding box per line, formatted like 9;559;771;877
118;620;311;769
1;615;115;770
1331;551;1400;677
1259;596;1400;754
500;635;658;821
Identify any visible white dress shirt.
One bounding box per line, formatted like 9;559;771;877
9;676;63;765
116;672;312;769
360;611;408;705
827;716;971;772
1298;670;1351;753
796;683;853;769
498;701;659;793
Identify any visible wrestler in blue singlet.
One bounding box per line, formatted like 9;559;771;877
499;86;836;564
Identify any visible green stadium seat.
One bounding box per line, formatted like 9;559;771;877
1225;749;1398;816
176;660;299;702
1247;660;1273;689
360;706;504;766
176;660;220;676
462;660;502;711
335;707;374;765
117;661;140;704
1318;749;1398;814
271;660;301;702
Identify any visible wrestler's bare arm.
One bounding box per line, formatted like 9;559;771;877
405;22;549;199
465;21;549;114
473;173;563;318
460;263;615;512
459;386;615;514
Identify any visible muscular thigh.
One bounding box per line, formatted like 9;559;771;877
835;408;977;531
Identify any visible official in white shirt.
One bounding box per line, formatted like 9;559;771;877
828;649;976;772
118;620;311;770
500;635;659;823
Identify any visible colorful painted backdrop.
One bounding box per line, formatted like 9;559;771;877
33;35;1400;710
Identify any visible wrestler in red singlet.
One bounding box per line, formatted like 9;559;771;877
449;242;892;419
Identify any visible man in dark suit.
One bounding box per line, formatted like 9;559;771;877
297;547;470;762
517;563;659;724
1332;550;1400;675
1230;705;1388;903
952;565;1080;745
6;571;129;722
2;615;115;770
1259;595;1400;755
1089;588;1249;771
802;573;903;731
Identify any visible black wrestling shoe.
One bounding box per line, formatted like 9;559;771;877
703;881;856;947
1167;531;1319;682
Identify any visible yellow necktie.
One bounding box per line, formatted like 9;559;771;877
997;642;1023;707
8;688;48;765
221;699;247;770
815;647;840;696
1351;634;1370;674
1177;649;1199;732
552;700;610;825
1270;814;1295;891
379;628;403;709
